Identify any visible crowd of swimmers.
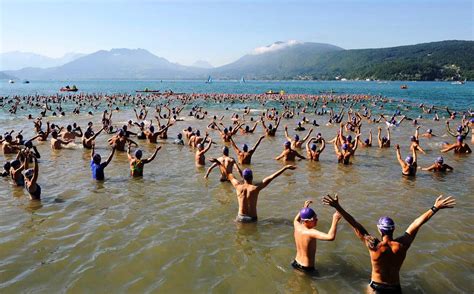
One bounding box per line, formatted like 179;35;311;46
1;92;472;293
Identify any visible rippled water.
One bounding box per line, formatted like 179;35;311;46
0;82;473;293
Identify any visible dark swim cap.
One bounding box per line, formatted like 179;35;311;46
300;208;316;221
405;156;413;164
223;146;229;156
457;135;463;142
294;135;300;141
149;126;155;132
224;128;229;134
457;126;463;132
364;139;370;144
242;168;253;181
377;217;395;234
311;144;317;151
242;144;248;152
93;154;101;164
135;149;143;159
410;136;416;142
346;135;352;142
342;143;349;150
436;156;444;164
427;129;432;134
284;141;291;148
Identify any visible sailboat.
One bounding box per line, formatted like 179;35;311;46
240;77;246;84
205;76;212;84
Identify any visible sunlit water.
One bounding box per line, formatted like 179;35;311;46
0;81;473;293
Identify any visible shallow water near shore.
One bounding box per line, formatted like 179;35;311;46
0;81;473;293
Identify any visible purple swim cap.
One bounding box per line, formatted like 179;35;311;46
457;135;463;142
285;141;291;147
242;144;248;152
457;126;463;132
410;135;416;142
242;168;253;181
135;149;143;159
300;208;317;221
405;156;413;164
294;135;300;141
436;156;444;164
377;216;395;233
470;118;474;123
364;138;370;144
342;143;349;150
346;135;352;142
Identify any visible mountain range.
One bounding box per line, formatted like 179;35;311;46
2;40;473;81
0;51;85;71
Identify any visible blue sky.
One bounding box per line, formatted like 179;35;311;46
1;0;472;66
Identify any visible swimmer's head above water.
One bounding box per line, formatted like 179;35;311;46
223;146;229;156
93;154;101;164
242;168;253;182
284;141;291;149
242;144;248;152
294;135;300;142
405;156;413;164
23;168;34;179
300;207;317;227
377;216;395;236
436;156;444;164
134;149;143;159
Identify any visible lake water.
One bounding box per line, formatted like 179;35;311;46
0;80;473;293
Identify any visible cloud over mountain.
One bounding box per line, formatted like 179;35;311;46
252;40;302;55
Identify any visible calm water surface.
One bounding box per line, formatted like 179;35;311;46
0;81;473;293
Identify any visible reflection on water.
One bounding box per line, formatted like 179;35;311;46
0;106;473;293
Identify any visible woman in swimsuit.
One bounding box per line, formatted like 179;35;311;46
395;144;417;176
23;156;41;200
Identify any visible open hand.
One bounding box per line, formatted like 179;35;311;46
322;193;340;208
303;200;312;208
434;195;456;209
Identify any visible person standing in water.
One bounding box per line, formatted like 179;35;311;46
395;144;417;176
292;200;341;273
90;143;116;180
322;193;456;294
22;155;41;200
441;136;472;154
205;147;243;181
127;145;162;177
229;135;265;164
226;165;296;223
195;138;213;166
420;156;453;172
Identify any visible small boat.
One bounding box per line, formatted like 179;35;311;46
240;77;246;84
205;75;213;84
8;80;15;84
23;80;30;84
400;85;408;89
451;79;466;85
60;85;78;92
319;89;337;94
265;90;283;95
136;88;160;93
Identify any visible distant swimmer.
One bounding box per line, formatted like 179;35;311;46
90;143;116;180
377;127;391;148
441;136;472;154
229;135;265;164
195;138;213;166
275;141;306;162
22;155;41;200
420;156;453;172
226;165;296;223
261;117;281;137
82;126;105;149
50;131;73;150
395;144;417;176
292;200;341;273
323;194;456;294
420;128;436;138
284;125;313;149
127;145;162;177
306;136;326;161
204;147;242;181
2;135;21;154
357;128;372;148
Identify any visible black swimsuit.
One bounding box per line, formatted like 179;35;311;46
291;260;316;273
369;280;402;293
27;184;41;200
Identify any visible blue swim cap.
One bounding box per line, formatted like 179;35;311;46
342;143;349;150
436;156;444;164
294;135;300;141
242;144;248;152
346;135;352;142
405;156;413;164
284;141;291;148
300;208;316;221
377;216;395;234
364;138;370;144
457;135;463;142
243;168;253;181
135;149;143;159
223;146;229;156
311;144;317;151
24;168;34;179
457;126;463;132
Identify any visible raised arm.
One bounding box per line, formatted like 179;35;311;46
301;129;314;143
251;135;265;152
402;195;456;247
258;165;296;190
377;127;383;147
104;147;116;167
284;126;291;141
143;146;162;164
322;194;370;241
31;156;39;185
229;137;240;153
395;144;405;167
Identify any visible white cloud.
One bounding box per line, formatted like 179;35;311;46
251;40;302;55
